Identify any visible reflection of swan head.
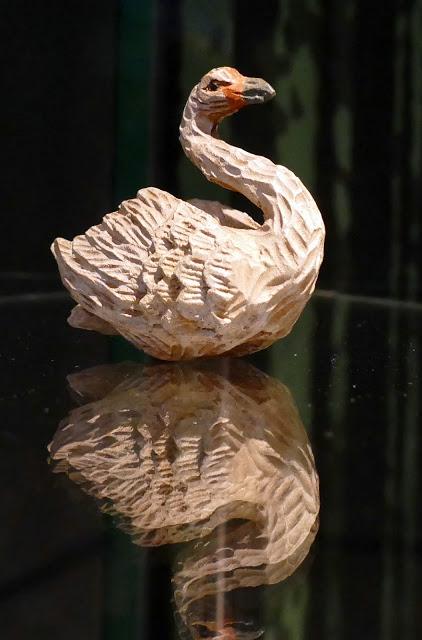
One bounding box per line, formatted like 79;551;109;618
49;359;319;639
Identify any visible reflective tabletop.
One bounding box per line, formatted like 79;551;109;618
1;289;421;639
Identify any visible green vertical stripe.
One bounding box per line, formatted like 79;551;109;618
105;3;154;638
115;0;155;203
111;0;155;363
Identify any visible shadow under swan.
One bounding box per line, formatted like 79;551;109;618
49;359;319;640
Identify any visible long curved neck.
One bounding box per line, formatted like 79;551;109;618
180;94;289;234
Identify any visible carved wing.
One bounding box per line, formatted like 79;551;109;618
53;188;258;332
52;187;178;313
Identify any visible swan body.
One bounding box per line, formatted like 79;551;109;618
52;67;325;360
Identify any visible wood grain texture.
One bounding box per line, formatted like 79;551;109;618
52;67;325;360
49;360;319;637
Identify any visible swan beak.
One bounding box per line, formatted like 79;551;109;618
241;77;276;104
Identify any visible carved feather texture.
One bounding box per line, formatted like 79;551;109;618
49;360;319;638
52;67;325;360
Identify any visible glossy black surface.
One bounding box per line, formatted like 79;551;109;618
1;290;421;639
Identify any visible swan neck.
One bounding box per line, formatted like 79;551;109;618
179;92;282;231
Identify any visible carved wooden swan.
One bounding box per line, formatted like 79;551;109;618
52;67;325;360
49;360;319;638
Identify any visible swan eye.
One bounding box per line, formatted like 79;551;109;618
205;79;231;92
206;80;220;92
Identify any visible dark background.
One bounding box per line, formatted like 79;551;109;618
2;0;422;299
1;3;422;639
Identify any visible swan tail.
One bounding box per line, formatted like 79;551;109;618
68;304;119;335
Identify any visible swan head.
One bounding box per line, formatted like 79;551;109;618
194;66;275;119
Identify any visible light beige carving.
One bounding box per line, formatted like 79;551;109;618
52;67;325;360
49;360;319;638
52;68;324;359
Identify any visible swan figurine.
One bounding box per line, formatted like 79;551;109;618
52;67;325;360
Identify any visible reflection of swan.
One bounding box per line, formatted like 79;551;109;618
52;66;324;361
49;360;319;639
